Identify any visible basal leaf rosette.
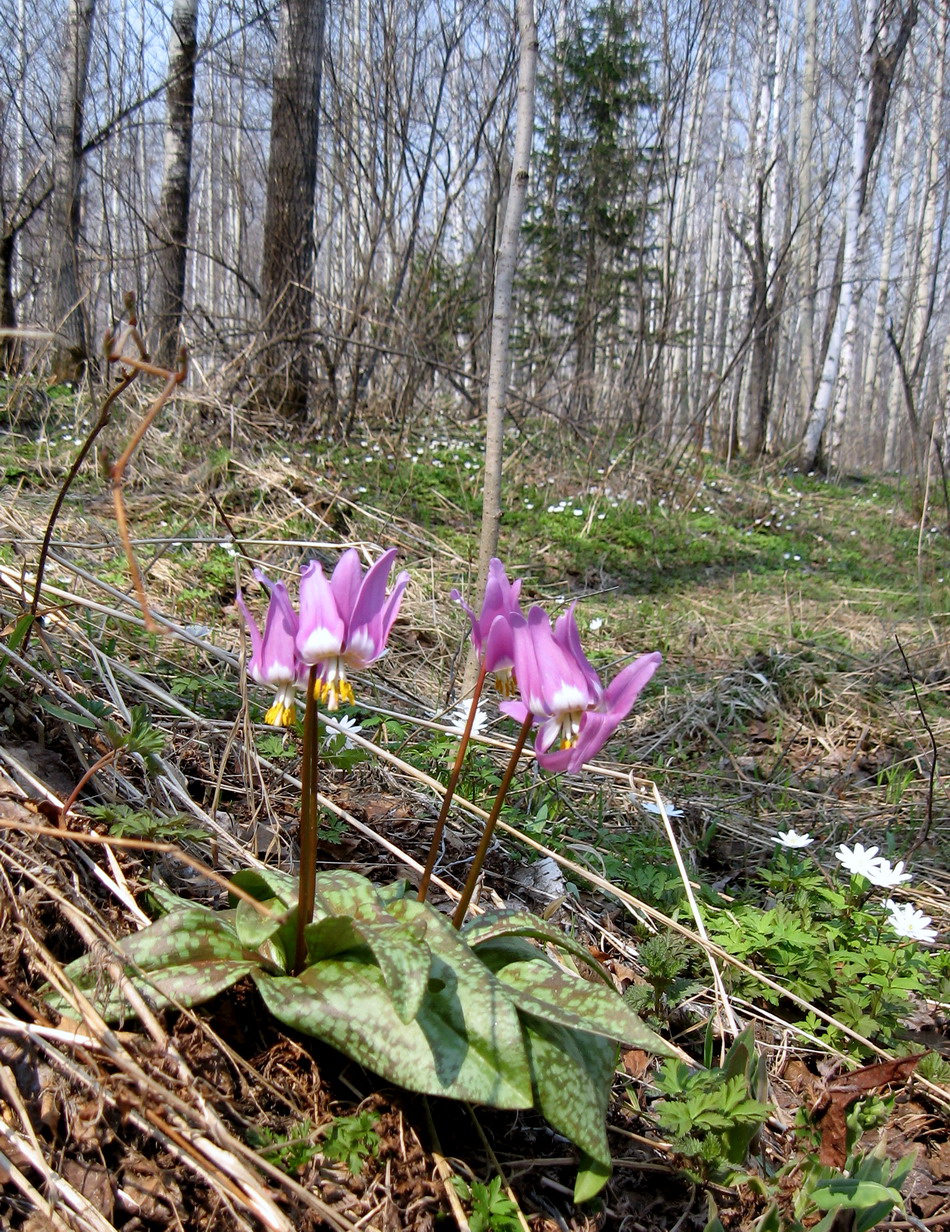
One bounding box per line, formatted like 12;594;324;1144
45;876;675;1202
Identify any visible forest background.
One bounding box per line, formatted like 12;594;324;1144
0;0;945;483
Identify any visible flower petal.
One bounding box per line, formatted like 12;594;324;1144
298;561;345;663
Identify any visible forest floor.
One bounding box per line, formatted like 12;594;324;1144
0;379;949;1231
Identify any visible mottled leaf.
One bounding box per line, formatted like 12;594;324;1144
235;895;290;951
104;958;261;1019
574;1151;613;1205
229;867;299;910
463;909;612;984
305;915;362;959
254;903;533;1108
521;1012;615;1185
377;879;413;905
146;883;213;918
304;905;431;1024
49;911;262;1019
315;869;390;920
490;955;679;1058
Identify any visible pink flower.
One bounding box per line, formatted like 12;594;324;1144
502;604;661;772
297;548;409;709
236;572;305;727
451;558;523;696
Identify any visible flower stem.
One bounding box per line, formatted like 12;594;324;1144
60;749;118;827
452;711;533;929
294;665;320;974
417;664;488;903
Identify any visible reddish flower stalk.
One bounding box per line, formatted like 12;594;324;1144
294;664;320;974
416;661;488;903
452;711;534;928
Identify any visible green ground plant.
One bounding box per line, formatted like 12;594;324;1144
247;1118;321;1174
320;1110;381;1176
706;846;947;1050
450;1174;524;1232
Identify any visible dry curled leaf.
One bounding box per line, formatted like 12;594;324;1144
811;1053;925;1167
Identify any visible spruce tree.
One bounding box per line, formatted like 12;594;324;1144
523;0;655;423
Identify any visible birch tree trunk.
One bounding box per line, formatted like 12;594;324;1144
48;0;95;381
151;0;198;368
864;92;908;460
473;0;537;601
793;0;817;438
800;0;918;470
259;0;328;419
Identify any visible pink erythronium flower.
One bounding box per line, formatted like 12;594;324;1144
236;572;305;727
451;557;523;696
501;604;661;773
297;547;409;709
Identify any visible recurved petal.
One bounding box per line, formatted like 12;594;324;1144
259;581;300;686
348;548;399;632
552;603;602;698
483;558;523;622
329;548;364;618
298;561;345;664
235;590;265;684
600;652;663;718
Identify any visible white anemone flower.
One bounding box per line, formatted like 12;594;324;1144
447;700;488;738
323;714;362;748
884;899;938;945
866;858;913;889
639;798;684;818
773;829;814;849
834;842;883;880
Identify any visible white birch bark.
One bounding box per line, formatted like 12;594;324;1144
703;13;739;453
794;0;818;435
864;93;908;461
799;0;874;471
908;9;946;381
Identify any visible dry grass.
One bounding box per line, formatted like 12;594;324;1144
0;383;949;1230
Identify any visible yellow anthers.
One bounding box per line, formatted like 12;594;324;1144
316;675;355;711
493;668;518;698
557;712;582;750
264;688;298;728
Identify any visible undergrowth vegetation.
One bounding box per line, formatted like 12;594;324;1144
0;381;947;1231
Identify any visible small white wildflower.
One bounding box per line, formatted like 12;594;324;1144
588;617;604;632
638;798;684;818
572;508;584;516
324;714;362;748
773;829;814;849
834;842;882;880
447;700;488;737
866;858;912;889
884;899;938;944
